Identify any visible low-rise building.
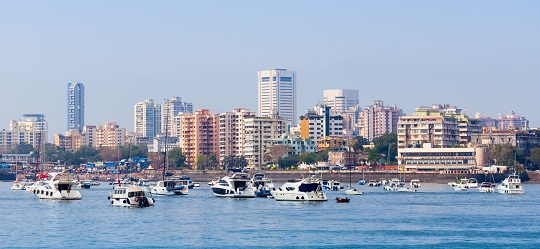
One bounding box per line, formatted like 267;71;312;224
272;134;316;155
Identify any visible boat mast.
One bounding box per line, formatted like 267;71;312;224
162;104;169;181
34;130;43;181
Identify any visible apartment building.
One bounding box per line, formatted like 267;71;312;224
181;109;219;169
134;99;161;139
357;100;403;141
244;115;288;169
299;104;344;145
218;108;255;163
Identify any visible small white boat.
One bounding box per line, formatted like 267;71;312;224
11;179;34;190
271;178;327;201
497;174;525;194
384;178;403;192
251;173;275;197
151;179;189;195
33;173;82;200
109;184;155;207
344;187;363;195
398;179;421;192
452;178;469;191
478;182;496;193
193;182;200;188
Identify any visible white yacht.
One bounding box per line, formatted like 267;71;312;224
33;173;82;200
211;173;255;198
109;184;155;207
497;174;525;194
344;187;363;195
322;180;341;191
271;178;327;201
151;179;189;195
250;173;275;198
452;178;469;191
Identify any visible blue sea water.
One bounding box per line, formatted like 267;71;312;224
1;181;540;248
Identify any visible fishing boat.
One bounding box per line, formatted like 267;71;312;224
33;172;82;200
497;174;525;194
211;173;255;198
335;197;350;203
271;178;327;201
109;184;155;207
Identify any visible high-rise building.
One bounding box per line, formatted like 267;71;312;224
323;89;359;114
181;109;219;169
134;99;161;139
258;69;297;126
160;96;193;138
219;108;255;163
358;100;403;141
67;82;85;132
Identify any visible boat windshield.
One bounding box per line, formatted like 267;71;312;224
299;183;320;192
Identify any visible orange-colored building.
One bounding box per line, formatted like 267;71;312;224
181;109;219;169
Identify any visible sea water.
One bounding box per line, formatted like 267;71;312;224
1;182;539;248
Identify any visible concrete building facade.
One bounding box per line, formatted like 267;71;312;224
299;104;344;145
218;108;255;163
244;115;288;169
134;99;161;139
258;69;296;126
358;100;403;141
323;89;359;114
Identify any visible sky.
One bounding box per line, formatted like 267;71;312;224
1;1;539;141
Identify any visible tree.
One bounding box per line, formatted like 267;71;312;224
368;149;382;166
98;147;120;162
351;136;370;151
373;133;397;164
300;152;317;165
11;143;34;154
265;145;292;164
489;144;520;167
278;154;300;169
527;148;540;171
196;154;218;170
315;149;329;163
167;148;186;169
148;152;164;169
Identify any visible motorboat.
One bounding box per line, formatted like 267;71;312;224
335;197;350;203
151;179;189;195
452;178;469;191
358;179;366;185
367;180;379;187
109;184;155;208
33;172;82;200
211;173;255;198
478;182;496;193
398;179;421;192
497;174;525;194
250;173;275;198
78;181;91;189
466;178;479;188
322;180;341;191
384;178;403;192
271;178;327;201
11;179;34;190
208;177;220;186
193;182;200;188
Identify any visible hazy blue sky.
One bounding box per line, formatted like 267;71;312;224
1;1;539;140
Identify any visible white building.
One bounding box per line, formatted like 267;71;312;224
323;89;359;114
0;114;48;153
258;69;297;126
299;104;344;144
219;108;255;163
397;144;482;172
134;99;161;139
244;115;288;169
160;96;193;138
358;100;403;141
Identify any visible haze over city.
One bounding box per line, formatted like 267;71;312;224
1;1;539;139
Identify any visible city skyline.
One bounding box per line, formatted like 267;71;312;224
1;1;539;139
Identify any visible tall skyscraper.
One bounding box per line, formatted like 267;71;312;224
323;89;359;114
257;69;297;126
160;96;193;138
67;82;85;132
134;99;161;139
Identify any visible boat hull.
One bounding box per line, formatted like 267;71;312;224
211;186;255;198
271;191;327;201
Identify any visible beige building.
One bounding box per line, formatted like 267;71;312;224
219;108;255;163
397;145;481;171
95;122;126;147
244;115;288;169
181;109;219;169
54;122;126;150
0;114;47;153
